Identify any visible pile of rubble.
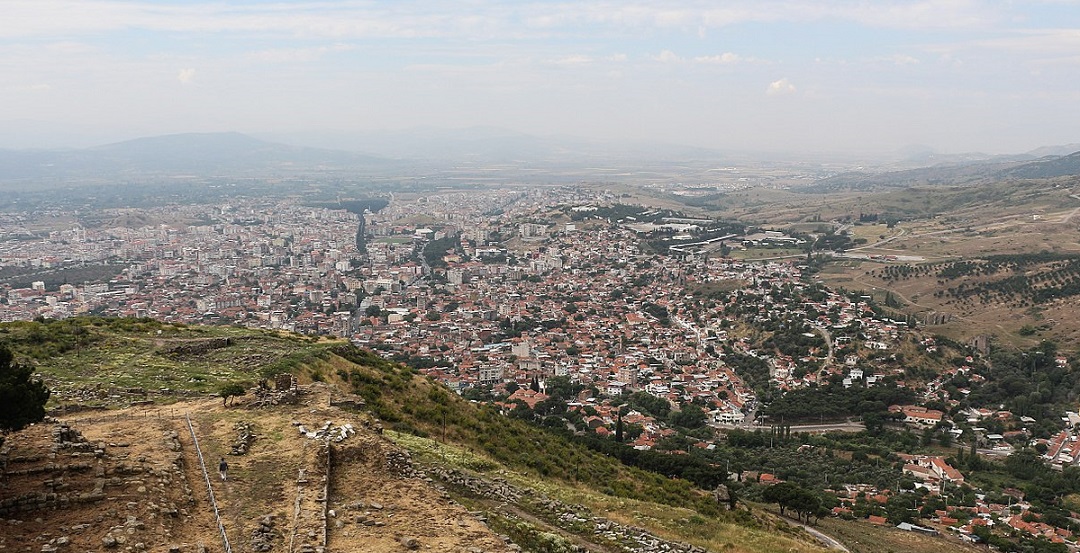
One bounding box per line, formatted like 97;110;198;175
53;424;100;455
342;500;389;528
423;466;522;504
230;421;257;455
384;450;417;478
293;421;355;443
100;515;147;549
250;514;280;552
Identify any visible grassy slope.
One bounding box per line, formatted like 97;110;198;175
0;318;330;406
813;516;984;553
0;318;977;553
2;318;828;552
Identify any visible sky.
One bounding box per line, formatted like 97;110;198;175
2;0;1080;155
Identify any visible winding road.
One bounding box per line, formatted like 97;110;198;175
778;514;851;552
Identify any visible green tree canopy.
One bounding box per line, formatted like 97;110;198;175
0;346;50;433
218;382;246;406
669;403;708;429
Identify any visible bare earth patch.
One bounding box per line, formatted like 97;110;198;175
0;385;512;553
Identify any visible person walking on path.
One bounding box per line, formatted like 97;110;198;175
219;457;228;481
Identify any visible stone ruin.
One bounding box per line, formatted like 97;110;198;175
275;373;295;391
49;424;104;460
294;421;356;443
384;450;417;479
0;423;106;517
163;337;233;356
924;311;953;326
250;514;281;552
54;424;83;442
328;392;365;411
230;421;257;455
250;374;300;407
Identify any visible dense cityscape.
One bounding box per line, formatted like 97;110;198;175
3;2;1079;552
3;186;1080;550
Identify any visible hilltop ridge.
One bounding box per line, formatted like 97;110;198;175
0;388;513;553
0;320;836;553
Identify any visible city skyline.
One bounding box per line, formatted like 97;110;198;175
3;0;1079;155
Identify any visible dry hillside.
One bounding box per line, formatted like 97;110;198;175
0;383;511;553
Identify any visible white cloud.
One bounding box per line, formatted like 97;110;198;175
248;44;355;64
694;52;740;64
520;1;999;33
177;68;195;84
549;54;593;66
0;0;1009;42
888;54;921;65
650;50;682;63
766;77;796;96
973;28;1080;55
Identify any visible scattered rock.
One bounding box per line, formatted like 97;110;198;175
250;514;280;552
384;451;415;478
230;422;257;455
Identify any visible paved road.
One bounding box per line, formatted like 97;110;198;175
716;420;865;433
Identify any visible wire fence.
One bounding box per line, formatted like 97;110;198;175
185;414;233;553
321;442;331;550
61;407;187;425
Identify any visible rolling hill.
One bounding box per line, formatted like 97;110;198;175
0;132;396;180
805;150;1080;193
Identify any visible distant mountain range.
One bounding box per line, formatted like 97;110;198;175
1000;150;1080;180
0;129;744;181
0;132;396;180
256;126;741;164
807;147;1080;192
1;129;1077;184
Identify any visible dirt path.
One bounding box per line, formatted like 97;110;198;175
780;515;851;552
172;413;236;551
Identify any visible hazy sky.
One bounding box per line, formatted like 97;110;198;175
3;0;1079;155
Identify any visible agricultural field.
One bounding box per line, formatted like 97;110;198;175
658;175;1080;349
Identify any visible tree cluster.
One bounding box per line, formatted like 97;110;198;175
761;482;827;523
0;346;50;438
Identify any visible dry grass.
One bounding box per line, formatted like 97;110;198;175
389;430;833;553
814;516;984;553
814;216;1080;348
1;391;513;553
